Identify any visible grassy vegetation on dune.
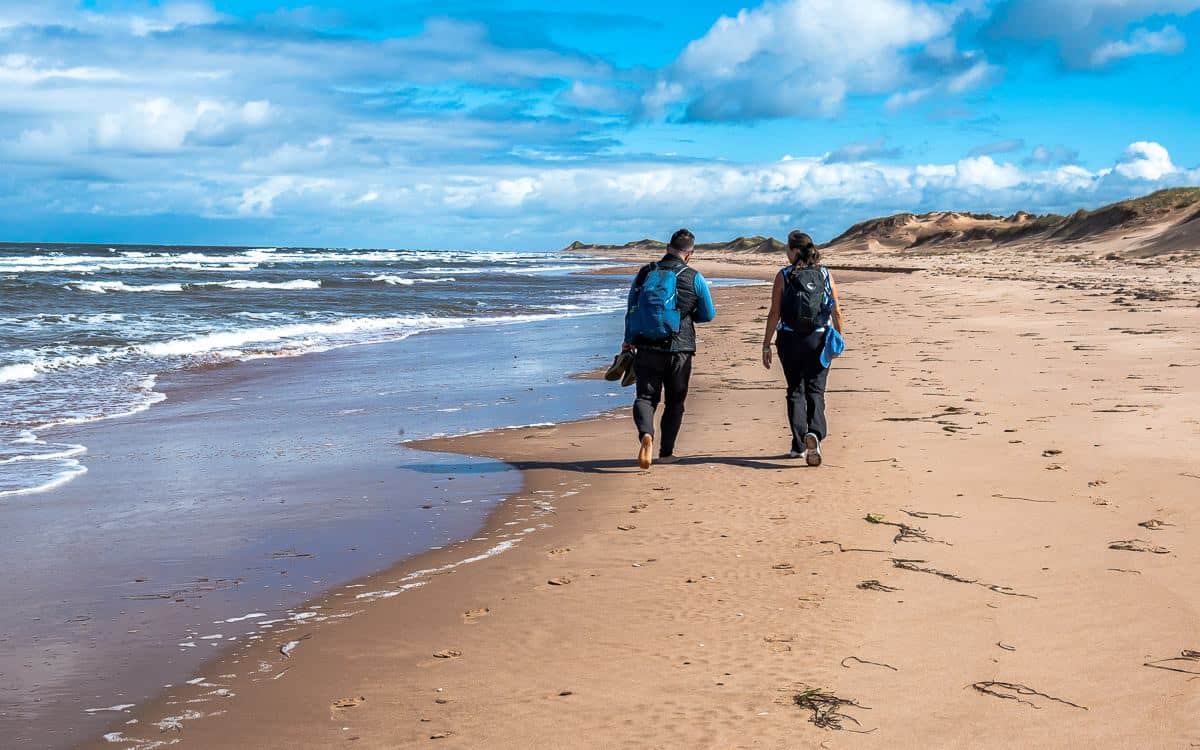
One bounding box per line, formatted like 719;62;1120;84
1115;187;1200;213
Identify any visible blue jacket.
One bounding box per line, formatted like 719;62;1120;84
624;254;715;353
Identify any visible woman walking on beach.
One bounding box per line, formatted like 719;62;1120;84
761;230;843;466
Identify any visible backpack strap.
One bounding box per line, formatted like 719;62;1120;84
635;262;658;291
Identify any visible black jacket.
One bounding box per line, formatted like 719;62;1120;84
623;255;716;353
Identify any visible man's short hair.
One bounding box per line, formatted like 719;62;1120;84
669;228;695;253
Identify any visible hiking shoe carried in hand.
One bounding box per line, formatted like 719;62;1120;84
604;351;634;382
657;454;680;465
620;363;637;388
803;433;822;467
638;434;654;470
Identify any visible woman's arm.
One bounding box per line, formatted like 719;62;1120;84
761;271;783;369
829;272;844;333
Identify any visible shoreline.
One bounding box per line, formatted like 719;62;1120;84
69;262;769;747
8;302;629;750
80;267;886;747
85;258;1200;748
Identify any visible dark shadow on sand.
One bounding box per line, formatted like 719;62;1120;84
406;455;802;476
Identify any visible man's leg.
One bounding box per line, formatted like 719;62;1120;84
633;349;665;441
658;353;693;457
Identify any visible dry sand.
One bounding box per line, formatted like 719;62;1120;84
88;258;1200;749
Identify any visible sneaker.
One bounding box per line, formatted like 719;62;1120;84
638;434;654;470
804;433;822;467
658;454;680;465
789;450;806;460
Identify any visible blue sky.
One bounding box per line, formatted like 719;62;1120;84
1;0;1198;249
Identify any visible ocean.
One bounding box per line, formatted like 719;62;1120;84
0;244;624;498
0;243;645;748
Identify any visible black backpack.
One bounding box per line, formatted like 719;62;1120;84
780;265;826;333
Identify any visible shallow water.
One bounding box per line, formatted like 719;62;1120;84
0;309;630;749
0;244;621;497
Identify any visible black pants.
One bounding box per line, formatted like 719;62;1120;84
776;329;829;451
633;349;693;457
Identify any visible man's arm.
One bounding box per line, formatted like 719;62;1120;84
622;269;645;347
691;272;716;323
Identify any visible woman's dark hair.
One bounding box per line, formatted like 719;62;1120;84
787;230;819;267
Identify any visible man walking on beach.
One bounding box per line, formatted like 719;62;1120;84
623;229;716;469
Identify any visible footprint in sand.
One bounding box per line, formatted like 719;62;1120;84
547;547;571;558
433;649;463;659
617;524;637;531
462;607;490;624
332;696;366;710
548;576;572;586
764;635;794;653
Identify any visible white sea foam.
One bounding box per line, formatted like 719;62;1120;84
74;281;185;293
72;279;322;293
0;460;87;498
368;275;457;286
0;362;38;382
209;279;321;290
221;612;267;623
0;248;551;274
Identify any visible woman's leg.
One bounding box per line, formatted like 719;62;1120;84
776;333;808;453
799;330;829;440
804;366;829;440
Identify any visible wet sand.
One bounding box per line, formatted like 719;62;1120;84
3;313;630;749
82;262;1200;748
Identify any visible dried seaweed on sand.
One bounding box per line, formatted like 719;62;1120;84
1143;649;1200;675
891;558;1036;599
864;513;950;545
970;681;1088;710
791;687;873;731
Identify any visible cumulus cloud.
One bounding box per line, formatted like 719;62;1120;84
1090;25;1187;65
984;0;1200;68
93;98;272;153
649;0;993;121
1114;141;1178;180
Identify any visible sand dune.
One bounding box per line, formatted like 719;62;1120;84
569;188;1200;264
828;187;1200;261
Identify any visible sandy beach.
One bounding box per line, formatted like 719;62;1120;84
81;253;1200;748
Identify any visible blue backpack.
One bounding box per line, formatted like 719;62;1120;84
627;263;686;341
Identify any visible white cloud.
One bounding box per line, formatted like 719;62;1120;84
204;140;1197;243
986;0;1200;68
658;0;985;120
1090;25;1187;65
0;54;125;84
126;1;222;36
237;175;333;216
558;81;638;113
1114;141;1178;180
93;98;272;153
